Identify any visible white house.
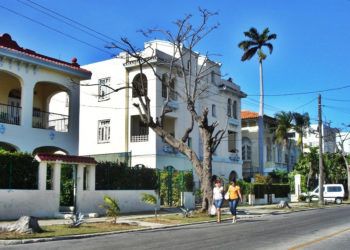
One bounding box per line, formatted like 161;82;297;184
303;123;337;153
241;110;300;178
0;33;91;155
79;40;247;181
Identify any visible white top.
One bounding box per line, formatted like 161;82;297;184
213;186;223;200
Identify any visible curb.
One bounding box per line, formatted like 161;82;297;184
0;215;262;246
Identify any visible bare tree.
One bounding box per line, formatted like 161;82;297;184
97;9;230;211
335;126;350;196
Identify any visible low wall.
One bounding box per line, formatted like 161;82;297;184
76;190;160;215
182;192;195;209
0;190;59;220
249;194;290;205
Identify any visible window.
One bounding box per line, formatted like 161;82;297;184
98;77;111;101
98;119;111;143
267;144;272;161
242;137;252;161
162;76;176;100
131;115;149;142
232;100;237;119
277;146;282;163
212;104;216;117
228;131;237;153
227;98;232;117
188;137;192;148
327;186;342;192
187;59;191;70
211;71;215;84
132;73;147;98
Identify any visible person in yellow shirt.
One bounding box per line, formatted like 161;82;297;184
227;179;242;223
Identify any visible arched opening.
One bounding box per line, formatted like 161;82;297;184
229;171;238;182
242;137;252;161
33;82;70;132
0;141;19;152
33;146;68;155
0;70;22;125
132;73;147;98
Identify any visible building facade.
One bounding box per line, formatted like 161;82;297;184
303;123;337;153
241;110;300;178
79;40;246;180
0;33;91;154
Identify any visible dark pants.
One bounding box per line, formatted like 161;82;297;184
229;199;239;216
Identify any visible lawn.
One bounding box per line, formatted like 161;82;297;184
140;212;233;225
0;222;141;240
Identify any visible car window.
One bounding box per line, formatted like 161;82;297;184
314;188;319;193
327;186;342;192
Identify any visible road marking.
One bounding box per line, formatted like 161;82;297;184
288;227;350;250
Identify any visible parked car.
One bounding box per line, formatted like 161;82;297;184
302;184;345;204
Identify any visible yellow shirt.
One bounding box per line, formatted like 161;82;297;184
228;185;240;200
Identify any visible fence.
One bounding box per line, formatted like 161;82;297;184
0;103;21;125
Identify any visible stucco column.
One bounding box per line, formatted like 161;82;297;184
77;164;85;192
53;162;61;192
21;82;34;128
38;162;47;191
88;165;96;191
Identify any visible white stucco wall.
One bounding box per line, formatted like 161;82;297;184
76;190;160;214
0;190;59;220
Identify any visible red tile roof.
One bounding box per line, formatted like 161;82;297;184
241;110;259;119
0;33;90;74
36;153;97;164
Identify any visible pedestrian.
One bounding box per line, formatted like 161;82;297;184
227;179;242;223
213;179;224;223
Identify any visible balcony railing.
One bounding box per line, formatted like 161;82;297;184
0;103;21;125
131;134;148;142
32;110;69;132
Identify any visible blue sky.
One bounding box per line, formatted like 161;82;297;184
1;0;350;128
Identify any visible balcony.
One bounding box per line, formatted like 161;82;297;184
130;134;149;142
32;110;69;132
0;103;21;125
228;117;239;126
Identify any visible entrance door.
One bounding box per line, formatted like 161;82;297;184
60;164;77;213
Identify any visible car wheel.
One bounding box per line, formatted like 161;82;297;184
335;198;342;204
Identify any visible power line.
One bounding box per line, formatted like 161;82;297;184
324;97;350;102
292;97;317;111
0;4;114;56
248;84;350;97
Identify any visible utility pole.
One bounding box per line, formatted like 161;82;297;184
318;94;324;205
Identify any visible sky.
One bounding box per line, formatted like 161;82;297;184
1;0;350;128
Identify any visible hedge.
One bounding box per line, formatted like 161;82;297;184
0;150;39;189
252;184;290;198
95;161;158;190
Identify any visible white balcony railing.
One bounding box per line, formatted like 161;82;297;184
131;134;149;142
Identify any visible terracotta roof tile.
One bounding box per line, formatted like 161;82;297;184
0;33;91;74
241;110;259;119
36;153;96;164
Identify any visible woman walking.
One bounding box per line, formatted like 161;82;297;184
213;179;224;223
227;179;242;223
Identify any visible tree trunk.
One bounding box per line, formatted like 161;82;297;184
0;216;43;234
258;60;264;175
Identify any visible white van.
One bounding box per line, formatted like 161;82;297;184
303;184;345;204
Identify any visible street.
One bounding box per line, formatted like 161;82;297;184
2;206;350;250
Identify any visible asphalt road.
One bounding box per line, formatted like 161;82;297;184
2;206;350;250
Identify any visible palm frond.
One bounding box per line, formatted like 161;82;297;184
241;46;258;61
140;193;157;205
264;43;273;54
238;40;258;50
244;27;259;40
267;33;277;40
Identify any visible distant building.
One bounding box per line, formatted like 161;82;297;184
0;33;91;154
336;132;350;154
303;123;337;153
241;110;300;178
79;40;247;180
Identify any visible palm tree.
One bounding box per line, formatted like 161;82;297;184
275;111;293;171
238;27;277;174
292;112;310;152
140;193;158;219
100;195;120;224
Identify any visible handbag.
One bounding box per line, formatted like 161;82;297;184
224;192;230;200
210;204;216;215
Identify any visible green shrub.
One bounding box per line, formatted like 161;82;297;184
0;150;38;189
95;162;158;190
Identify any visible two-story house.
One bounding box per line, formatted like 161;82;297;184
0;33;91;154
303;123;337;153
241;110;299;178
79;40;247;181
